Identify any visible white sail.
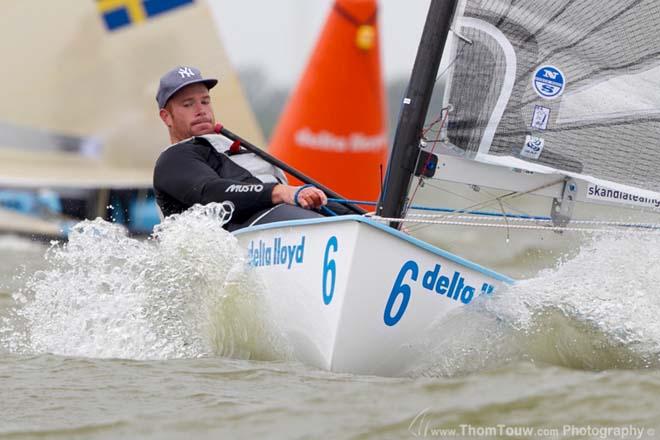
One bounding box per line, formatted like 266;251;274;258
0;0;263;189
434;0;660;214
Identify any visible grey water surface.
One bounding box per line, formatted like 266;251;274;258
1;212;659;440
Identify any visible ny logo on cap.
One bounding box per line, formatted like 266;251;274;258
178;67;195;78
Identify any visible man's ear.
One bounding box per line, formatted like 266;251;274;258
159;108;172;127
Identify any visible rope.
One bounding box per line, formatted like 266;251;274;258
409;175;565;229
435;36;471;83
367;215;660;234
403;212;660;228
405;109;450;218
496;197;511;242
401;179;554;235
327;198;660;232
327;198;552;221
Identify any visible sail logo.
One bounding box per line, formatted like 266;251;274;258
520;135;545;160
587;184;660;209
543;70;559;80
530;105;550;130
98;0;195;32
532;66;566;99
178;67;195;78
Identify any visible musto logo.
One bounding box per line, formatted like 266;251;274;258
383;261;495;326
226;184;264;193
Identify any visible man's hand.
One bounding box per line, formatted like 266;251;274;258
272;184;327;210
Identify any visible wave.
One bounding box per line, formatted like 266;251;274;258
4;208;659;377
1;204;290;361
407;230;660;376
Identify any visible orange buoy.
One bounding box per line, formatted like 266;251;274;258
269;0;388;208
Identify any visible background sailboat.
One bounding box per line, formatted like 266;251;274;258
0;0;262;233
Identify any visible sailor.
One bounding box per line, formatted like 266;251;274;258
153;66;331;230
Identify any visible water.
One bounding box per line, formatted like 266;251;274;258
1;207;660;439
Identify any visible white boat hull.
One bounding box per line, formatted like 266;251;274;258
234;215;514;376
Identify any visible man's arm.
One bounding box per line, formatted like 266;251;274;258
154;145;327;214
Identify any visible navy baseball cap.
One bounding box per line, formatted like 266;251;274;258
156;66;218;109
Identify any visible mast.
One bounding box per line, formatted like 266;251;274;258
376;0;458;227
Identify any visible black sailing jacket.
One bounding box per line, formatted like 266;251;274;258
153;137;278;227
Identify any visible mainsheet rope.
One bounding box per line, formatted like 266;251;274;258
328;198;660;233
366;215;660;234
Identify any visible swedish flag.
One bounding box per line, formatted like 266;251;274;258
97;0;195;31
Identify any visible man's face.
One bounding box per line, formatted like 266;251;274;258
160;83;215;142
